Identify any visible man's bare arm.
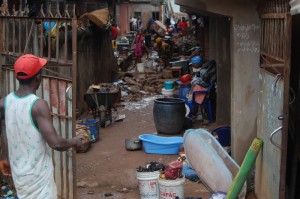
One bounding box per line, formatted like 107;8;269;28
32;99;81;151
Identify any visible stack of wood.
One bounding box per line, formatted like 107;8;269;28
120;72;164;101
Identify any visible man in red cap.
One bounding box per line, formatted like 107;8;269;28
0;54;84;199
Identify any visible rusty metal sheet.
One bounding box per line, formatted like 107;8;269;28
256;69;283;199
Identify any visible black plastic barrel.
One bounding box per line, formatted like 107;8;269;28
153;98;186;134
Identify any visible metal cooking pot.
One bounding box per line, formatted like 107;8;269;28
125;137;142;151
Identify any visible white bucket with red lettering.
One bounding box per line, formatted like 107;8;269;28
158;177;185;199
162;88;174;98
137;171;160;199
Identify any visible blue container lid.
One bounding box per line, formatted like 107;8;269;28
164;81;174;90
82;119;99;125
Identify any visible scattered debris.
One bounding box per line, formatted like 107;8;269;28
87;190;94;194
77;179;99;188
0;186;18;199
75;124;92;153
113;114;126;122
164;161;183;180
117;188;129;193
136;162;165;172
208;192;226;199
104;193;113;197
124;95;159;111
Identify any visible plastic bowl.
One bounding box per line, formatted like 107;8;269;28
139;134;183;155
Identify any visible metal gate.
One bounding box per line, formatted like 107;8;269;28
256;1;291;199
0;3;77;199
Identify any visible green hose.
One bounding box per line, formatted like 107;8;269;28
226;137;264;199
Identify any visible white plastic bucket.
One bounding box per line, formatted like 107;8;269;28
146;60;154;68
158;177;185;199
137;171;160;199
137;63;145;72
162;88;174;98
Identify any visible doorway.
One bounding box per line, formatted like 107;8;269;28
189;12;232;125
286;13;300;199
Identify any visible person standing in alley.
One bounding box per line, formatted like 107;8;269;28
129;16;133;31
111;23;118;41
137;16;143;30
143;19;155;58
0;54;84;199
111;23;118;50
131;16;137;31
134;30;145;63
178;17;188;33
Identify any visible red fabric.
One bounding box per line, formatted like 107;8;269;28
134;35;144;57
178;21;188;29
181;74;192;84
165;161;183;180
14;54;47;79
111;26;118;38
193;85;206;104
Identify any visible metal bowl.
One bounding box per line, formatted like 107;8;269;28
125;137;142;151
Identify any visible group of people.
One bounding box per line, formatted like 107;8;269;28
110;15;191;63
166;17;189;34
130;16;143;31
132;16;192;63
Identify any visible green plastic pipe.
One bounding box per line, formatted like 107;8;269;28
226;137;264;199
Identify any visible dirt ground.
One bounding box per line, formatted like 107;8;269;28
76;95;257;199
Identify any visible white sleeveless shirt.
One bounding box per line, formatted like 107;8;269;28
5;92;57;199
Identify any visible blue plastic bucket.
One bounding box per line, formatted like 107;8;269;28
81;119;100;142
164;81;174;90
211;126;231;147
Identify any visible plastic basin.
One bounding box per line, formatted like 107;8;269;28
139;134;183;155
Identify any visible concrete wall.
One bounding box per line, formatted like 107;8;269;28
175;0;260;164
118;3;161;36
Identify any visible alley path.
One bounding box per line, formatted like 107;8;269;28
76;96;212;199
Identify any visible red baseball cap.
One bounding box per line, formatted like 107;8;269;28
14;54;47;79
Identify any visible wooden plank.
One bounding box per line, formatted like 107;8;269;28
279;13;292;199
56;20;59;60
67;82;73;199
13;18;15;53
5;18;9;53
18;18;21;53
40;19;44;57
261;13;288;19
59;80;68;198
261;51;284;63
65;81;71;199
9;70;15;93
64;19;68;62
24;20;34;54
49;78;62;198
48;20;52;60
260;66;284;76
